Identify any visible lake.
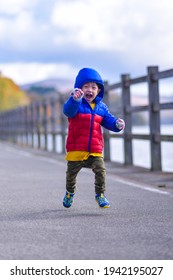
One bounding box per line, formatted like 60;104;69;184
110;124;173;172
28;124;173;173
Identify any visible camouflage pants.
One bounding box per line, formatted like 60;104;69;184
66;156;106;194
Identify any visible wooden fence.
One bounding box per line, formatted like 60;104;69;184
0;66;173;171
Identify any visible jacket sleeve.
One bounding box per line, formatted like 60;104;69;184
101;104;121;132
63;96;82;118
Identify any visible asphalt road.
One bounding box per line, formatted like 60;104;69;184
0;142;173;260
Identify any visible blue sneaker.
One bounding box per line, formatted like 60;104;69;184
63;191;75;208
95;193;110;208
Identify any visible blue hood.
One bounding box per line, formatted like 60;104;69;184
74;68;104;101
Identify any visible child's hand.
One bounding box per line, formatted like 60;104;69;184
116;118;125;130
72;88;84;101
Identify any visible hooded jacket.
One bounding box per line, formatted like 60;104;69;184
63;68;120;153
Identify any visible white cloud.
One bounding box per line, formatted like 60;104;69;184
0;11;36;49
0;0;38;15
0;0;173;86
51;0;173;65
0;62;78;85
51;0;125;50
0;0;51;50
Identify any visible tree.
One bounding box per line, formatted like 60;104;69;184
0;74;30;112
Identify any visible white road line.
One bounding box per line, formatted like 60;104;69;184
4;146;66;167
35;155;66;167
3;145;172;196
82;167;171;196
108;174;171;196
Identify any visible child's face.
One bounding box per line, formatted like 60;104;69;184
81;82;101;103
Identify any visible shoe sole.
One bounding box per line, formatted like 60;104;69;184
96;200;110;208
98;205;110;208
63;201;74;208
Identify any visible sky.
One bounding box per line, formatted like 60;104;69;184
0;0;173;94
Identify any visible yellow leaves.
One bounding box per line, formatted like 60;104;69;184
0;76;30;112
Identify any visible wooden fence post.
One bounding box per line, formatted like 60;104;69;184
30;104;35;148
25;106;30;146
20;107;25;145
50;98;57;153
42;100;48;150
17;108;23;144
36;102;41;149
147;66;162;171
13;110;18;144
121;74;133;165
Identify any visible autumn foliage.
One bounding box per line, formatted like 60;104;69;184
0;74;30;112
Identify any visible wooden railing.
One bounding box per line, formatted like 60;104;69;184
0;66;173;171
104;66;173;171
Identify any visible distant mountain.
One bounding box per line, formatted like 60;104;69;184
20;78;73;93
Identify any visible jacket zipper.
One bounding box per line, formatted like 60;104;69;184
88;113;94;152
88;102;97;152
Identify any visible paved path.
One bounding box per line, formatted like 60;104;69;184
0;141;173;260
